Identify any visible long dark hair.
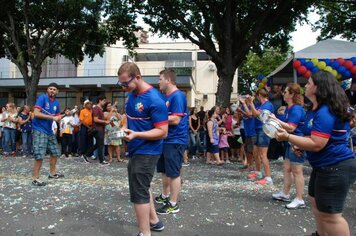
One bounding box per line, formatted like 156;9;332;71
312;71;350;122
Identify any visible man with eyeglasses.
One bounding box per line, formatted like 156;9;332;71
118;62;168;236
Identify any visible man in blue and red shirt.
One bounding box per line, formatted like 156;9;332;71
32;82;63;186
155;69;188;215
118;62;168;236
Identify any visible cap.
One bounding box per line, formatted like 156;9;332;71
48;82;59;89
83;99;92;106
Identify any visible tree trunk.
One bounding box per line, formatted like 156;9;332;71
215;65;236;107
23;68;41;107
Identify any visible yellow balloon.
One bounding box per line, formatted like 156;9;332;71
262;78;267;83
331;70;338;77
318;61;326;69
258;83;264;88
325;66;332;72
311;58;319;65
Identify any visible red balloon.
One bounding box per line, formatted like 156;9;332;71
293;60;301;69
337;57;345;65
303;70;311;78
297;66;307;75
351;66;356;75
344;60;354;70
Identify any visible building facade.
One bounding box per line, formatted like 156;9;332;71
0;41;238;110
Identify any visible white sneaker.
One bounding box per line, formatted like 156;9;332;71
226;159;231;164
91;155;96;160
192;156;196;160
272;191;291;202
285;198;306;209
60;154;66;158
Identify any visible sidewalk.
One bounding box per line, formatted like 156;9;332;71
0;156;355;236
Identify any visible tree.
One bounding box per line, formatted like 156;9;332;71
0;0;139;106
134;0;315;107
238;47;290;94
313;0;356;41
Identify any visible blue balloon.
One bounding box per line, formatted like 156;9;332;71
331;61;340;69
350;57;356;63
311;67;319;73
257;74;264;81
343;71;351;78
338;66;346;74
306;61;314;70
299;59;306;65
324;59;331;65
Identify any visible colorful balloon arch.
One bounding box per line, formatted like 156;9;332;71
256;57;356;90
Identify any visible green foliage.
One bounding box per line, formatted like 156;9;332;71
238;47;290;94
313;1;356;41
133;0;315;106
0;0;139;68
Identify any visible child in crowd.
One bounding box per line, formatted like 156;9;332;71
219;128;233;164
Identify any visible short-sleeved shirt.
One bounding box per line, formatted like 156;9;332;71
79;108;92;127
284;104;305;136
255;101;274;129
125;87;168;156
164;90;188;145
92;106;105;132
241;105;256;137
303;104;354;168
32;94;61;135
19;113;32;132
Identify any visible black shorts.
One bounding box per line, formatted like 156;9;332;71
308;158;356;213
127;155;160;204
229;135;241;149
156;143;184;178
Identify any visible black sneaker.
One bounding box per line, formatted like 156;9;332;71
155;194;169;204
150;220;164;232
81;154;91;163
32;179;47;186
48;173;65;179
156;202;180;215
100;161;110;166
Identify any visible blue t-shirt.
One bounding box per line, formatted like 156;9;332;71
284;104;305;136
164;90;188;145
32;94;60;135
303;104;354;168
19;113;32;132
241;105;256;137
255;101;275;129
125;87;168;156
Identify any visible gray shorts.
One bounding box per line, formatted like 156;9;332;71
127;155;160;204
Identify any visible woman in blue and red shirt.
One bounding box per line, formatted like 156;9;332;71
276;71;356;236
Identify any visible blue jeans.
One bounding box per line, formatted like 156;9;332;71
21;131;32;155
3;128;16;153
189;130;199;156
197;129;207;153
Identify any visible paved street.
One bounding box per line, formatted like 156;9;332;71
0;155;355;236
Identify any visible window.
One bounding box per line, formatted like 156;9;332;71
112;91;128;112
197;52;210;61
136;53;192;61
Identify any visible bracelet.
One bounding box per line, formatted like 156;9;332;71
287;134;290;142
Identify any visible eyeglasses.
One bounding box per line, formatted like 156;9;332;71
117;76;135;87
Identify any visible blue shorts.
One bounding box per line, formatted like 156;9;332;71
255;128;270;147
285;143;306;165
157;143;184;178
33;130;61;160
207;142;219;154
308;158;356;213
